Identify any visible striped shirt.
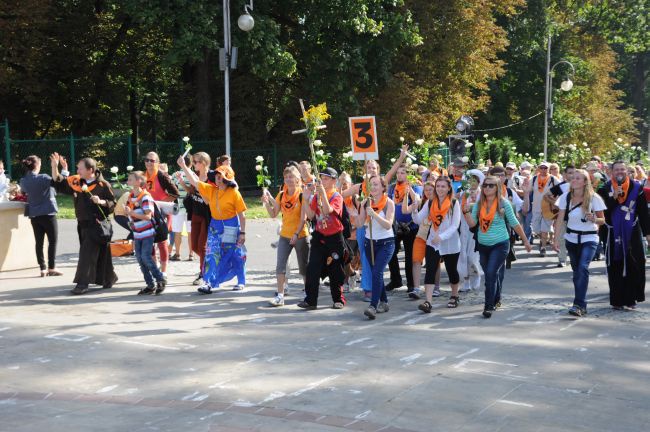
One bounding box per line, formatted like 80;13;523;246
129;192;156;240
471;199;519;246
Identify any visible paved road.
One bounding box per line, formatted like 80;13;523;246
1;219;649;431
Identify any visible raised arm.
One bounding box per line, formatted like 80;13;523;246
384;144;409;184
177;156;199;187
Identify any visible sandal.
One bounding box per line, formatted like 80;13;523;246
447;296;459;308
418;301;432;314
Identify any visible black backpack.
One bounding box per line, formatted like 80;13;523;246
151;201;169;243
331;192;352;239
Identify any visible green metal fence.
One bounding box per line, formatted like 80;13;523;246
2;119;452;192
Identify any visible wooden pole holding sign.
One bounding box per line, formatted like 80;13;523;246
349;115;380;265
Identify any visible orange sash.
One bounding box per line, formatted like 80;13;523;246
126;190;149;210
344;196;354;208
501;184;508;199
429;196;451;231
280;187;301;213
393;182;408;204
537;175;549;193
66;175;98;193
612;176;630;204
145;168;159;192
367;193;388;222
479;199;498;233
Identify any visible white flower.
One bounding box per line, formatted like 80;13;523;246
465;143;473;148
585;147;590;151
617;138;623;143
81;184;89;192
525;153;530;156
406;158;414;166
126;165;134;172
631;146;637;150
438;141;446;147
399;136;405;142
511;146;516;150
483;134;489;139
461;156;469;163
313;139;323;147
255;165;262;172
390;158;396;163
538;152;544;157
315;149;325;157
410;164;418;170
255;155;264;163
582;142;588;147
182;136;190;143
265;179;271;186
110;166;119;174
415;139;425;146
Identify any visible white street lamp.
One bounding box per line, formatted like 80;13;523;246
543;32;576;160
223;0;254;156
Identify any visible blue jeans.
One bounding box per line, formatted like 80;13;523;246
521;211;533;242
565;241;597;310
477;240;510;310
135;236;164;286
364;237;395;308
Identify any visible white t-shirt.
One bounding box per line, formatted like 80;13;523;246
556;192;606;244
532;175;558;213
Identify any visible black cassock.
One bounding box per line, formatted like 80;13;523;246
597;179;649;307
54;174;118;287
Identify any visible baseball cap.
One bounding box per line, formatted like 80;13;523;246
520;161;532;169
506;162;517;170
538;161;549;168
319;167;338;178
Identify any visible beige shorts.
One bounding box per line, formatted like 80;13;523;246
531;212;553;234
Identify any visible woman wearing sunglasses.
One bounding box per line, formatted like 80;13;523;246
463;175;532;318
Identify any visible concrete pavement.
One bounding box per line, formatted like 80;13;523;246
1;218;649;431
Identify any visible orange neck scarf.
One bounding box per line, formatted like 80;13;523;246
280;186;301;213
501;184;509;199
393;181;408;204
367;193;388;222
612;176;631;204
344;196;354;208
479;198;498;233
145;167;159;192
126;190;149;209
66;175;98;193
429;196;451;231
537;174;549;192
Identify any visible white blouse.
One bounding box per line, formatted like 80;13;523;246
412;199;461;255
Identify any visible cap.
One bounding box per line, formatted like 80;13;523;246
520;161;532;169
466;169;485;186
319;167;338;178
506;162;517;170
538;161;549;168
215;165;235;181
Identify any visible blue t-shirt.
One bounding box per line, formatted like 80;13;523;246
388;183;422;224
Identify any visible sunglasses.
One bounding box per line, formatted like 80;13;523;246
483;183;497;188
144;158;157;163
192;159;202;164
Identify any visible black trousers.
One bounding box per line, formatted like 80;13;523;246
74;221;118;287
304;231;346;306
424;247;460;285
30;215;58;270
387;227;416;288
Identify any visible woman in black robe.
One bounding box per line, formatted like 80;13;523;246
597;161;650;309
50;153;117;295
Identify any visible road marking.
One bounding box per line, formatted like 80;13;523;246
405;314;438;325
118;340;180;351
45;333;91;342
400;353;422;363
456;348;480;358
508;313;526;321
96;385;118;394
345;337;371;346
289;375;340;397
497;399;534;408
426;357;447;365
560;320;580;331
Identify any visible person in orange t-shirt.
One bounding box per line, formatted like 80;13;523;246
177;156;247;294
262;166;310;306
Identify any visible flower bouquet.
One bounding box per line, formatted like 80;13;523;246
109;165;133;190
255;155;271;195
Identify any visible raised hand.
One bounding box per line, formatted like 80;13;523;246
176;155;187;169
60;156;68;171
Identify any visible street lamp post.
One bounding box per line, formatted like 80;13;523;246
543;32;575;160
221;0;254;156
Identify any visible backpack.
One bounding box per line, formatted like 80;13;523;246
329;192;352;239
151;201;169;243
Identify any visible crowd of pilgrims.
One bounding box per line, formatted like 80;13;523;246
18;145;650;320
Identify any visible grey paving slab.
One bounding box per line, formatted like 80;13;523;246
0;219;649;431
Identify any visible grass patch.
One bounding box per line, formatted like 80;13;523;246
56;193;271;220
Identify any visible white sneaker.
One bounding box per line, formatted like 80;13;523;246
432;288;441;297
193;276;204;286
232;284;245;291
269;295;284;307
376;302;389;313
459;280;471;293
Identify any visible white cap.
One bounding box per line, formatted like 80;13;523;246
466;169;485;186
520;161;532;169
538;161;550;168
505;162;517;170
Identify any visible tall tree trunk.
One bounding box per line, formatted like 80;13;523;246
633;53;648;145
129;88;139;160
193;48;212;139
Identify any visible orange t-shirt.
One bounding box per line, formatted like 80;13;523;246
197;181;247;220
276;191;308;238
